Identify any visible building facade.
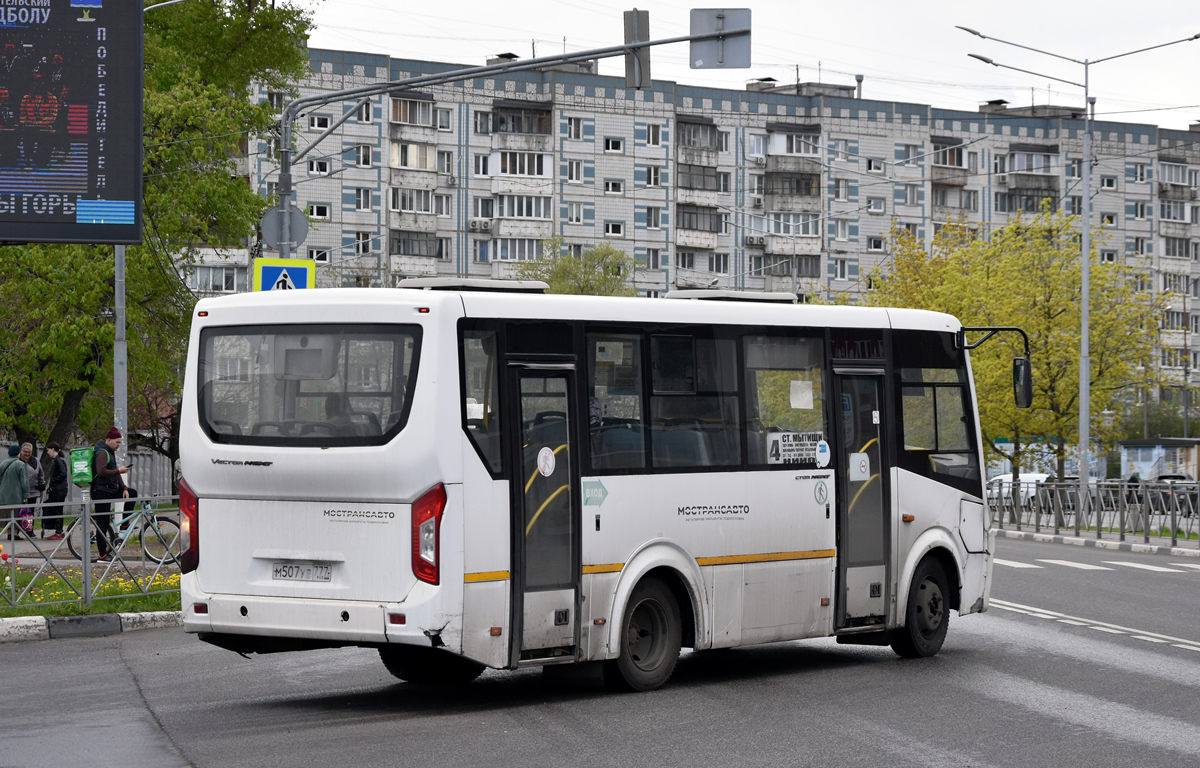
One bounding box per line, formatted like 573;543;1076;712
196;46;1200;393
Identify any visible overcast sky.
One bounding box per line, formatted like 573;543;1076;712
297;0;1200;131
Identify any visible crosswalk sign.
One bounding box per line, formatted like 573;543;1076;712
253;258;316;291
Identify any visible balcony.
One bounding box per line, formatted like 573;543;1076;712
389;123;437;143
495;219;553;239
1007;172;1057;193
490;176;554;196
391;255;442;276
677;188;718;207
765;235;821;256
493;133;554;153
931;165;969;186
765;194;821;213
388;211;437;231
677;146;718;167
1158;182;1195;201
675;229;718;250
489;261;526;280
1160;220;1191;239
390;168;437;188
766;155;822;175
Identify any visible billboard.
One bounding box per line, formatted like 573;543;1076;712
0;0;142;244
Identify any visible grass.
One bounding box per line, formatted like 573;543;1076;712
0;563;181;618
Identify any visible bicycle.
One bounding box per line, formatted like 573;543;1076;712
66;498;183;565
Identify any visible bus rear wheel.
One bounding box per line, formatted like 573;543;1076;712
608;577;681;692
891;557;950;658
379;646;485;685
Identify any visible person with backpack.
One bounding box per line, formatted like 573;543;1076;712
1;444;29;540
43;442;68;538
90;428;130;561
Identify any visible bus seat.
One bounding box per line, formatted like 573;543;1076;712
299;422;338;437
592;424;645;469
251;421;292;436
349;411;382;436
527;414;567;446
652;427;710;468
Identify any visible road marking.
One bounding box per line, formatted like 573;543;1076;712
1102;561;1186;573
994;558;1042;569
1036;559;1114;570
990;598;1200;652
1169;562;1200;571
1132;635;1170;643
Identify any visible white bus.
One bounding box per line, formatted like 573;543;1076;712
179;281;1026;691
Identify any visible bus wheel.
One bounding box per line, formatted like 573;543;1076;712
891;557;950;659
379;646;485;685
608;577;681;692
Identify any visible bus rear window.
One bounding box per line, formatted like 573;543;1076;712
198;323;421;446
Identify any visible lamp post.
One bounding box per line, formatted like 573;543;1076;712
960;27;1200;533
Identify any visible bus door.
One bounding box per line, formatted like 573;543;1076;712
506;363;581;665
832;368;890;629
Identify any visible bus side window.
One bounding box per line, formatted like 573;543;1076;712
649;333;740;469
462;330;503;473
742;335;826;467
587;333;646;471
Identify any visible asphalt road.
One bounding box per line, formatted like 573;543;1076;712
3;538;1199;768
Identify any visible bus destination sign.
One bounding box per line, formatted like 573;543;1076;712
0;0;142;244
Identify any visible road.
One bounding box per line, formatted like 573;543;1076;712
2;537;1199;768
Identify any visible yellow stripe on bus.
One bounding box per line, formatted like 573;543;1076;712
696;550;836;566
464;571;511;582
581;550;836;575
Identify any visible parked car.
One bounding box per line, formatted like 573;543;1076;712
987;473;1050;508
1152;473;1196;516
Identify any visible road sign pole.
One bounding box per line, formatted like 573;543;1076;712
114;244;127;465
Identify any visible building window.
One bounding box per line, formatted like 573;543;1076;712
355;232;372;255
1161;163;1188;185
567;117;584;140
307;248;329;263
785;133;820;156
902;144;919;165
356;101;372;123
719;212;731;234
961;189;978;211
1010;152;1053;174
904;222;919;238
567;243;584;258
356;145;372;167
992;155;1007;174
867;158;884;174
646;248;661;269
436;150;453;175
1133;163;1147;183
718;171;731;193
835;258;847;280
434;194;452;217
266;91;286;111
646;206;661;229
265;181;278;199
834;179;849;201
190;265;248;293
968;152;978;173
1065;196;1082;215
932;142;963;167
677;123;717;149
646;165;661;187
392;142;436;170
647;124;661;146
605;221;624;237
473;196;494;218
718;131;730;152
1100;212;1116;227
495;238;543;261
496;195;552;219
568;159;583;183
474;111;491;134
567;202;583;224
495;107;551;134
676;251;694;270
830;139;848;162
677;204;720;232
604;179;624;195
1162;200;1188;221
678;163;718;191
1132;200;1148;220
435;108;452;131
308;158;330;176
604;137;624;153
904;184;919;206
391;98;433;126
473;240;489;262
835;219;849;241
1100;176;1117;190
750;174;765;195
473;154;489;177
308;115;329;131
391;188;433;213
499;152;545;176
770;212;820;236
391;231;448;258
355;188;372;212
867;236;884;252
1165;237;1190;258
747;134;766;156
867;197;885;214
1133;237;1147;255
709;253;729;274
307;203;329;220
1099;250;1117;263
932;186;948;207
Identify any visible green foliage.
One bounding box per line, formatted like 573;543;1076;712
865;206;1163;476
513;237;639;296
0;2;311;456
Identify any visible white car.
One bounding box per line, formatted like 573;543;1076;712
988;473;1051;507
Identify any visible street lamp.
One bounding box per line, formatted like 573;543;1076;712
960;27;1200;535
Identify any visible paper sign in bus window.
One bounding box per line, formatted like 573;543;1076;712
790;380;814;409
766;431;824;465
849;452;871;481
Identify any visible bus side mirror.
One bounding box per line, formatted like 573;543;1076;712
1013;357;1033;408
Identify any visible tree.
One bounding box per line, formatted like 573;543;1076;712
513;237;639;296
0;1;312;473
866;207;1163;480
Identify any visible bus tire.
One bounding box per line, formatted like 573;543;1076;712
379;646;485;685
608;577;681;692
891;557;950;659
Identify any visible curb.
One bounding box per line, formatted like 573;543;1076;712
995;528;1200;558
0;610;182;645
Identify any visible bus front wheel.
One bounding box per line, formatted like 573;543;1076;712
608;577;681;692
890;557;950;659
379;645;485;685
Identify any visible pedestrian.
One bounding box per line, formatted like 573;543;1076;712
90;427;130;561
1;444;28;540
20;442;45;504
43;442;68;538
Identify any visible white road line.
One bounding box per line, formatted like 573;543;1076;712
1036;559;1114;570
993;558;1043;569
1102;561;1186;573
1091;627;1126;634
1132;636;1170;643
990;598;1200;651
1169;562;1200;571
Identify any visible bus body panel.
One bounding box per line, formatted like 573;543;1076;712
894;526;970;625
601;539;712;657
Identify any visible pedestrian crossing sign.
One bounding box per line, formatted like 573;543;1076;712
253;258;316;291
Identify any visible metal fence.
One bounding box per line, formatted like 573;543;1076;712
0;495;183;611
990;480;1200;547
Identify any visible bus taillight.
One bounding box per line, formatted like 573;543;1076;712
411;483;446;585
179;478;200;574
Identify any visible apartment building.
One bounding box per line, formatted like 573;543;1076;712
195;46;1200;393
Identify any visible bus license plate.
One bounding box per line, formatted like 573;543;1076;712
271;562;332;582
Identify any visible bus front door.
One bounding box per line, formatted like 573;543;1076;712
832;371;890;629
507;365;580;665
